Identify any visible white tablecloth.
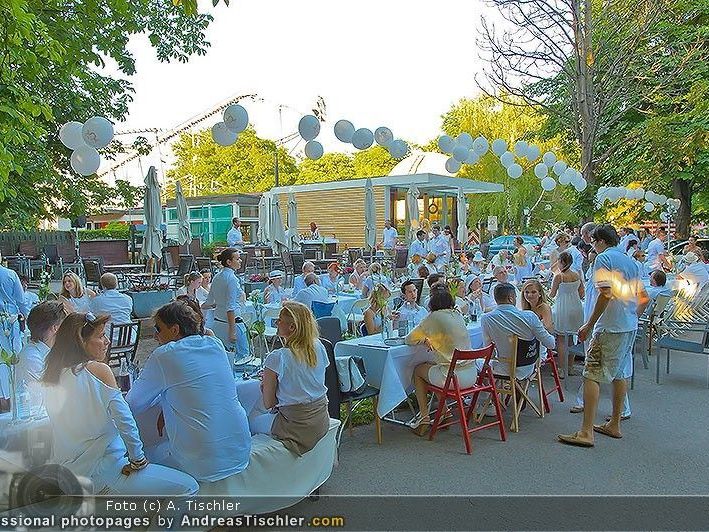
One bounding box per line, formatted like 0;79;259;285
334;323;484;417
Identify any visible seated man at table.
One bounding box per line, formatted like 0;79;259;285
127;301;251;482
677;251;709;290
90;273;134;343
294;273;330;310
293;261;315;294
395;279;428;327
19;274;39;310
479;283;556;378
646;270;673;301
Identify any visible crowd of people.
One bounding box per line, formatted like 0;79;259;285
0;216;705;495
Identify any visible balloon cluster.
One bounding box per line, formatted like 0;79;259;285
334;120;408;159
596;187;681;213
298;115;324;160
211;104;249;146
438;133;490;173
59;117;115;176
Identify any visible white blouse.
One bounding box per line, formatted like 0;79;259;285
264;340;329;407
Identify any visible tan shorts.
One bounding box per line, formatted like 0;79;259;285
428;363;478;388
583;330;636;384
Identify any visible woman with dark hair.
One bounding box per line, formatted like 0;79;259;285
550;251;585;376
513;236;533;285
203;248;248;366
127;301;251;483
405;286;474;436
42;313;198;496
176;271;208;305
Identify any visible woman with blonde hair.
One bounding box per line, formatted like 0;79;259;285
362;283;391;335
549;251;585;376
361;262;383;298
349;259;368;290
60;272;95;312
261;301;330;455
520;279;553;332
513;236;533;284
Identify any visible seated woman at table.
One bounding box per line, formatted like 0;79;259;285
261;301;330;455
349;259;368;289
362;283;391;335
59;271;95;313
521;279;554;332
405;285;475;436
465;275;496;314
320;262;342;294
126;301;251;483
264;270;287;304
176;271;209;305
42;312;198;496
361;262;384;299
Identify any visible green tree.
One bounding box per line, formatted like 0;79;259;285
353;146;398;177
297;153;355;184
0;0;216;228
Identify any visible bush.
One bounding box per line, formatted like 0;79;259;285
202;240;227;258
78;221;130;241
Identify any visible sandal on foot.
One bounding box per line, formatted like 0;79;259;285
593;423;622;439
569;406;584;414
557;432;594;447
605;414;631;422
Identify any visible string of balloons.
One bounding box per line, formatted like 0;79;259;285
59;117;115;176
596;186;681;213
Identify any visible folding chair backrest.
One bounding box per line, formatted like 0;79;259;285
42;244;59;265
107;321;141;368
176;255;195;277
394;248;408;269
347;248;362;265
441;344;496;388
514;336;540;369
281;249;293;270
482;278;494;294
312;301;336;319
162;250;176;272
411;278;424;304
317;316;342;346
82;259;103;286
319;337;341;420
195;257;213;275
291;252;305;274
359;322;368;337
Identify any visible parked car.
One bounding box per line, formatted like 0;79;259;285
667;238;709;257
485;235;541;258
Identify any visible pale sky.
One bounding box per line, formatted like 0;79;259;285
104;0;500;186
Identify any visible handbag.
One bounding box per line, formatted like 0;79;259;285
335;355;367;394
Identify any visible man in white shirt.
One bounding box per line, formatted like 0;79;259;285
429;225;450;272
15;301;67;413
646;270;673;301
677;251;709;290
226;217;244;247
559;224;649;448
489;249;510;270
90;273;134;343
19;275;39;310
395;280;428;326
646;227;670;271
293;261;315;293
380;220;399;251
479;283;556;378
294;273;330;309
409;230;428;263
617;227;631;253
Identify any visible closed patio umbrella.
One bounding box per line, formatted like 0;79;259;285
257;194;270;244
456;187;468;248
287;192;299;250
269;194;289;255
364;178;376;258
406;184;420;241
140;166;163;271
175;181;191;249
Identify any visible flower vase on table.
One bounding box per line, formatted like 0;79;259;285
380;313;394;341
247;290;268;367
1;307;25;423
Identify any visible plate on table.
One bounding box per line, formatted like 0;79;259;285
384;337;406;347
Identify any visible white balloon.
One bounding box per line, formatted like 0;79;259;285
388;139;408;159
657;194;668;205
525;144;541;161
334;120;355;143
542;151;557;167
500;151;515;168
574;178;588;192
541;176;557;191
491;139;507;156
472;136;489;155
464;150;480;164
514;141;528;158
223;104;249;133
507;163;523;179
304;140;324;160
211;122;238;146
298;115;320;141
438;135;456;153
559;170;572;186
374;127;394;147
445;157;462;173
645;191;655;202
59;121;86;150
552;160;568;176
456;132;474;149
635;187;645;199
351;128;374;150
672;198;682;208
534;163;548;179
452;144;468;162
70;146;101;176
82;117;114;149
644;202;655;212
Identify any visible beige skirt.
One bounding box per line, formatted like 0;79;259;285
271;395;330;456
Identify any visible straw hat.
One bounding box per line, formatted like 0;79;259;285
465;274;481;292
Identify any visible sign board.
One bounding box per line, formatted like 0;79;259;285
487;216;498;232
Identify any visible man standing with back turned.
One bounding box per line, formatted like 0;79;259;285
559;224;649;447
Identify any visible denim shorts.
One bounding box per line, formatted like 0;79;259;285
583;330;636;383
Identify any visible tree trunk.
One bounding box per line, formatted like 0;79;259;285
672;178;692;240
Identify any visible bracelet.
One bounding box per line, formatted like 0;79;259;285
129;456;148;470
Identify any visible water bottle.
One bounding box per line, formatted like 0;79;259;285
471;299;482;323
17;380;30;421
397;315;409;337
117;358;131;393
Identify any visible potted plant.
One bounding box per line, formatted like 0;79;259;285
126;283;174;319
243;273;268;296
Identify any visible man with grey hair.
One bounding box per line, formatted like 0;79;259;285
90;273;133;344
580;222;597;244
294;273;330;309
293;261;315;294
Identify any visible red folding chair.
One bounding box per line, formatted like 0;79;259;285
540;348;564;413
427;344;507;454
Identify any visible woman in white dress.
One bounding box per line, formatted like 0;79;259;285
362;283;390;335
361;262;383;299
549;251;585;376
176;271;209;305
264;270;287;304
127;301;251;482
42;312;198;496
513;236;533;285
60;272;95;312
348;259;368;290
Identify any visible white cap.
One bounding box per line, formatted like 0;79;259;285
268;270;285;279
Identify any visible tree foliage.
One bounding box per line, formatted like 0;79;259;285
0;0;215;229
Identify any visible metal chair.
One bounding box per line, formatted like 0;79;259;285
281;249;295;287
347;248;362;266
656;319;709;387
290;252;305;276
410;278;424;305
347;299;370;336
106;321;141;370
311;301;336;320
82;258;104;290
169;255;195;288
393;248;408;276
195;257;214;276
317;317;342;346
